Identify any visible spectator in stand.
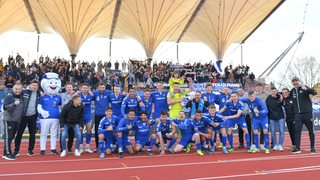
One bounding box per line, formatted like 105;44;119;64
0;60;4;77
0;83;5;100
169;70;185;92
249;72;255;87
114;60;119;70
5;76;14;92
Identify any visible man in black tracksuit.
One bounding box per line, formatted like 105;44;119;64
290;77;317;154
3;85;24;160
281;88;295;148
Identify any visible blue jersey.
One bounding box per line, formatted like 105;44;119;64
151;90;168;118
172;119;194;137
80;93;94;121
224;101;244;120
201;93;216;113
38;95;61;119
109;93;125;118
134;121;152;141
215;93;231;115
156;119;172;134
116;116;138;135
203;112;227;126
141;96;153;118
240;97;268;119
97;115;118;134
192;117;212;133
93;90;111;116
121;96;145;117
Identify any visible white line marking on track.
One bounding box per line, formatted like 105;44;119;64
188;165;320;179
0;149;253;165
0;154;319;177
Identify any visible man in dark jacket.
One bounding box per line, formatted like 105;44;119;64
281;88;295;149
2;84;23;160
266;87;285;151
290;77;317;154
60;95;84;157
14;80;41;157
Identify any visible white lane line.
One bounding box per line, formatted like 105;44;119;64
0;149;253;165
0;154;319;177
188;165;320;180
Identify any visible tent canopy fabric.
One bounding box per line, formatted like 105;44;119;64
0;0;285;60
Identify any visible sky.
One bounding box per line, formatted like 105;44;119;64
0;0;319;84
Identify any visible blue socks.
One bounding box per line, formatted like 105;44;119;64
264;134;269;148
168;138;176;149
196;143;201;150
149;138;156;151
254;134;259;148
221;136;227;147
99;140;105;153
86;134;91;145
117;136;123;152
227;134;233;148
245;134;250;150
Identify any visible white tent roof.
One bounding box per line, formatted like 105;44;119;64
0;0;285;59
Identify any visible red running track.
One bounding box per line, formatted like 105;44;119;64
0;132;319;180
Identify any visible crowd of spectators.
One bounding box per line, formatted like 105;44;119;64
0;53;256;93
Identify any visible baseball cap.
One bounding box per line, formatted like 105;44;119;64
291;77;300;82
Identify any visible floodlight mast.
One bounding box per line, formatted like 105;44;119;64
258;32;304;81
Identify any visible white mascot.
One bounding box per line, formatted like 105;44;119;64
37;72;62;155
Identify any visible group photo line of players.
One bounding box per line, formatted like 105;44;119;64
2;73;317;160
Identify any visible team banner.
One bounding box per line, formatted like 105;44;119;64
193;83;241;92
312;102;320;131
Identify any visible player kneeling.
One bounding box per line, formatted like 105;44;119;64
172;111;204;156
134;111;157;156
98;107;118;159
116;110;137;158
156;111;178;155
206;105;228;154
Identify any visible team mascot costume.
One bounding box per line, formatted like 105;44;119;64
37;72;62;155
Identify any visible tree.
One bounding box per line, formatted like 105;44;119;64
277;56;320;89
